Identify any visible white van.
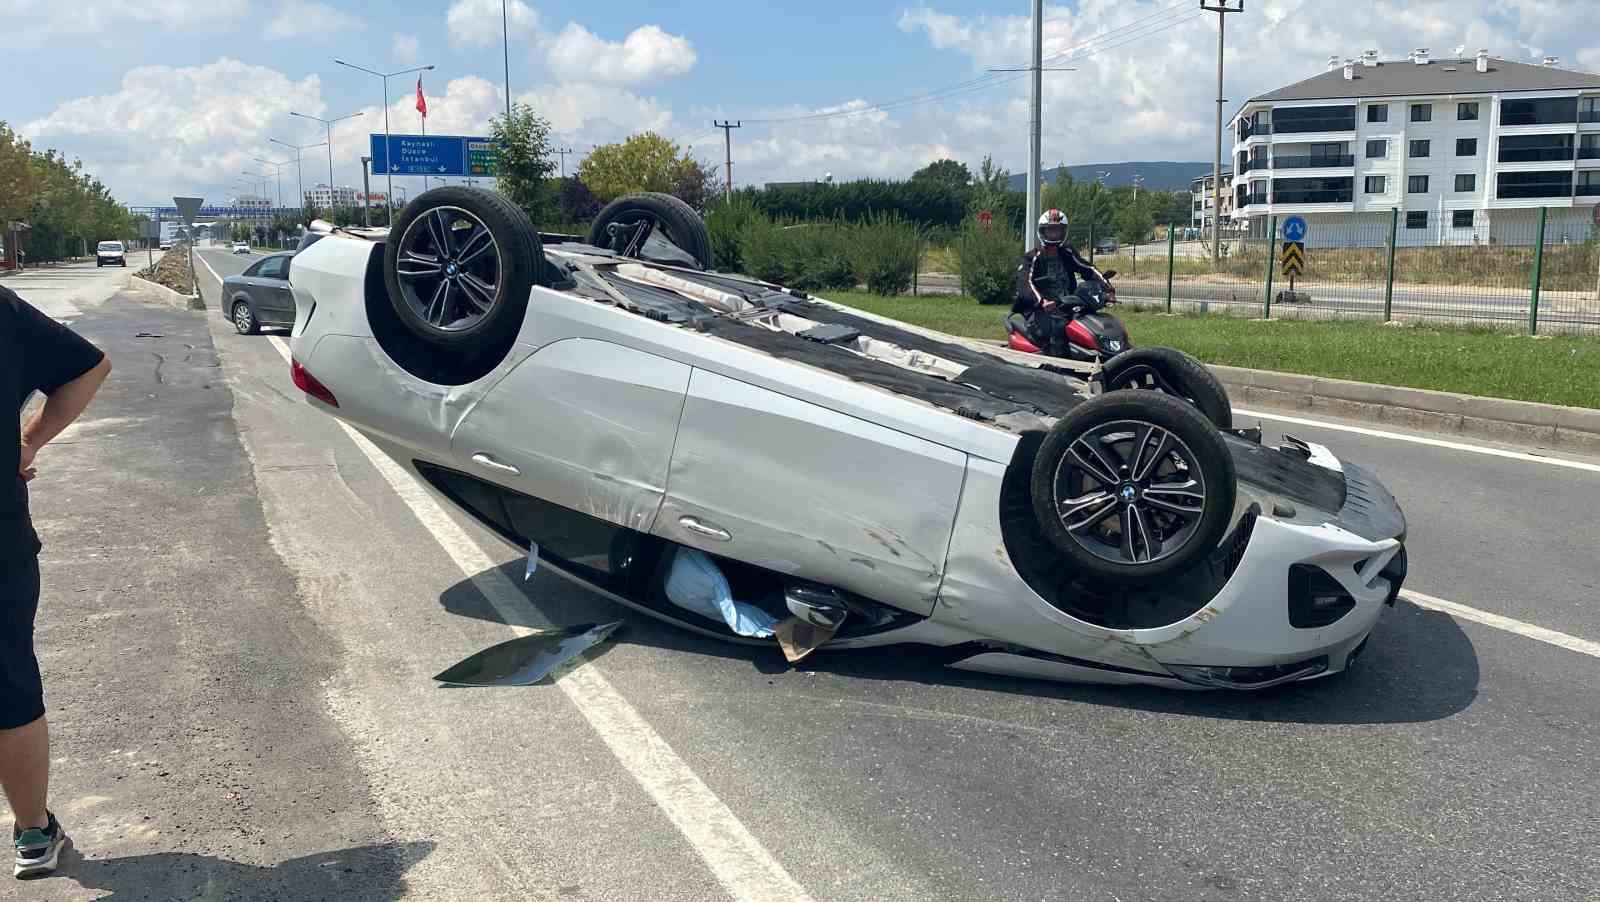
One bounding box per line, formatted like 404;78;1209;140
96;241;126;267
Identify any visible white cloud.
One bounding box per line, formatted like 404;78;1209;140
874;0;1600;180
7;0;246;44
447;0;537;48
24;59;331;205
393;32;420;63
545;24;697;85
266;0;365;40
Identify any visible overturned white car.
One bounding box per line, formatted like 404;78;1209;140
285;187;1407;690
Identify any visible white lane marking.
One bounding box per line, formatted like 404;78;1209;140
1236;407;1600;475
1400;589;1600;660
194;250;225;289
267;335;816;902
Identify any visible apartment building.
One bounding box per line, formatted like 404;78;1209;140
1230;49;1600;245
302;184;391;209
1189;169;1234;234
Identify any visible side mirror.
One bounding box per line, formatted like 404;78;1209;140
1103;269;1118;279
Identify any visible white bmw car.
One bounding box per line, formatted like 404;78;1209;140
284;187;1407;690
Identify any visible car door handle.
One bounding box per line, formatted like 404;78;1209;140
471;453;520;476
678;516;731;542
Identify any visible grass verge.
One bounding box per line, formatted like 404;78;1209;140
823;290;1600;410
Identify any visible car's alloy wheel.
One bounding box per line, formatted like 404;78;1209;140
393;206;502;334
1030;391;1235;583
587;193;713;270
382;186;540;353
233;301;259;335
1102;346;1232;429
1048;419;1208;566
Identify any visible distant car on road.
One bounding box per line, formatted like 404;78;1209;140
159;241;172;251
232;242;251;255
96;240;126;267
1093;237;1119;255
221;251;295;335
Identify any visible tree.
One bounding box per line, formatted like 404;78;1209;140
671;157;722;212
489;101;558;225
1113;201;1154;247
578;132;711;206
910;158;973;194
556;176;600;224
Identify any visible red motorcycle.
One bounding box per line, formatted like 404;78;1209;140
1004;270;1131;362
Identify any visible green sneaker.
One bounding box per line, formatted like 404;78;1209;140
12;811;67;879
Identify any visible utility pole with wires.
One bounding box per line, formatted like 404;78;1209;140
988;1;1075;252
713;121;741;201
1200;0;1243;267
556;147;574;177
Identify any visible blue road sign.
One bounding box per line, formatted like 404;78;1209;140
1282;215;1309;242
369;134;493;177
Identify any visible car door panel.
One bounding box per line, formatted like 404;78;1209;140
450;338;690;534
657;368;966;616
256;258;295;323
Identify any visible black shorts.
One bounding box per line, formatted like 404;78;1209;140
0;555;43;730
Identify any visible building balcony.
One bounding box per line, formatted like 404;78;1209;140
1272;155;1355;170
1235;192;1270;208
1576;184;1600;196
1272;190;1354;205
1500;148;1575;163
1579;148;1600;162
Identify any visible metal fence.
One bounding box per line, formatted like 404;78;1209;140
1090;207;1600;335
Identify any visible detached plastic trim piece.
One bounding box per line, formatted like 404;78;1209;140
432;622;624;687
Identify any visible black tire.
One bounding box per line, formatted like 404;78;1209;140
1030;391;1236;584
588;192;713;270
383;186;542;351
231;300;260;335
1103;346;1232;429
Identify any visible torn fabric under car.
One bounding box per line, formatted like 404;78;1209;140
663;547;779;638
433;621;623;686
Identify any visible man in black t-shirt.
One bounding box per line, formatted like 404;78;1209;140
1;284;109;878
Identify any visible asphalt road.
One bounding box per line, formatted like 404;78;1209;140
915;270;1600;331
5;251;1599;900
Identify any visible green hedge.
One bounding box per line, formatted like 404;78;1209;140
737;180;967;230
713;207;924;296
957;221;1022;305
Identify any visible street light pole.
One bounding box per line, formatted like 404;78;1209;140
291;110;364;218
270;138;326;212
1200;0;1243;267
252;157;290;209
334;61;434;227
502;0;513;123
985;3;1073;252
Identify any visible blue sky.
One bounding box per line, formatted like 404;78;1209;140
8;0;1598;206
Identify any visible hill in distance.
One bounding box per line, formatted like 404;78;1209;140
1005;161;1212;193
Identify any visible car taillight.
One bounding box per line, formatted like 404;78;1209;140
291;359;338;407
1065;319;1098;351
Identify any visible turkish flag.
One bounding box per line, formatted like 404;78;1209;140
416;76;427;118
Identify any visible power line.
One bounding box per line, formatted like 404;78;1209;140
741;1;1193;125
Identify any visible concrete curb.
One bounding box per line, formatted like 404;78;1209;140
130;274;205;313
1210;364;1600;454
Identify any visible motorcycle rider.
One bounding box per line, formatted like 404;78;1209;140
1013;209;1107;356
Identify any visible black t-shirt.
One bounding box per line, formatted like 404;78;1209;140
2;285;106;560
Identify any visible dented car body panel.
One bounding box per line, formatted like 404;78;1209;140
287;231;1408;690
